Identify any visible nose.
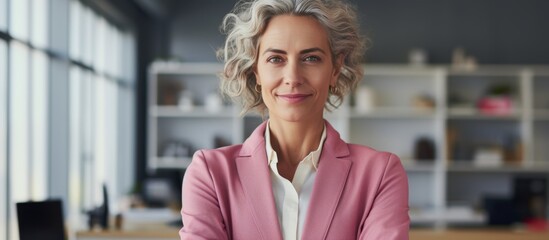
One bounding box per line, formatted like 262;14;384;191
283;60;303;87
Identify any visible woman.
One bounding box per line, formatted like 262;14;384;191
180;0;409;239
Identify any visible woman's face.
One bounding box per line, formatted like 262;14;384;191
255;15;340;123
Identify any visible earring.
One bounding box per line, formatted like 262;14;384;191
329;85;338;94
255;84;261;93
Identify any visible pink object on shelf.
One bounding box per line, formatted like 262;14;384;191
525;218;549;232
477;96;513;115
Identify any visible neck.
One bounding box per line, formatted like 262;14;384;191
268;117;325;166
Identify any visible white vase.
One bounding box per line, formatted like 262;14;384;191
355;86;376;113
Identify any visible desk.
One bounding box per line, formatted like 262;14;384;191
76;230;177;240
77;229;549;240
75;223;179;240
409;229;549;240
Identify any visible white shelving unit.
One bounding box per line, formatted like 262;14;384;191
147;62;250;175
147;62;549;228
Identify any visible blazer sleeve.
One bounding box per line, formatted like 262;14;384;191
359;153;410;240
179;150;229;240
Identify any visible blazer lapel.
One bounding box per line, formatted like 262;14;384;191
301;122;352;240
236;122;283;240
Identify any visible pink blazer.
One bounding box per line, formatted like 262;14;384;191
180;121;409;240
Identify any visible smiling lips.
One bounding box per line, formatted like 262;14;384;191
276;93;312;103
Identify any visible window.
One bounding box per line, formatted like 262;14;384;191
94;17;106;74
69;65;82;225
0;0;7;31
91;76;121;210
117;85;136;201
69;1;136;219
31;0;49;48
82;6;95;67
93;75;106;206
69;0;81;60
31;50;48;200
0;39;8;240
71;68;96;212
122;33;136;81
7;21;49;240
10;0;29;41
1;1;136;238
9;41;30;240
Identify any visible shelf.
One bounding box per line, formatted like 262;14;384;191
350;107;436;119
151;157;192;169
443;207;486;225
410;208;486;226
447;66;523;77
447;162;549;173
402;160;436;172
410;210;439;225
364;64;443;76
150;106;234;118
447;108;522;120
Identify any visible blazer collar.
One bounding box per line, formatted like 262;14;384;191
237;120;352;240
301;126;352;239
236;122;282;240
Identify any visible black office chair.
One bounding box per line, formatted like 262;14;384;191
16;199;67;240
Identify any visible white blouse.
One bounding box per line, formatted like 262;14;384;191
265;122;327;240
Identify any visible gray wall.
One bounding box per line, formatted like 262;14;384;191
168;0;549;64
169;0;235;62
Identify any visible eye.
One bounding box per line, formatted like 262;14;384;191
304;55;321;62
267;56;284;63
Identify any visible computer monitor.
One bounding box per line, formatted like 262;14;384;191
16;199;66;240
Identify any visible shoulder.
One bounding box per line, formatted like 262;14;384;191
190;144;243;170
183;145;245;191
194;144;243;161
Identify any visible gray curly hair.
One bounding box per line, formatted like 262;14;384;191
218;0;365;114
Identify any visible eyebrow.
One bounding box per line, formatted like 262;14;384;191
262;47;326;56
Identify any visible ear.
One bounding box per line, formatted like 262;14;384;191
331;54;344;86
253;65;260;86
